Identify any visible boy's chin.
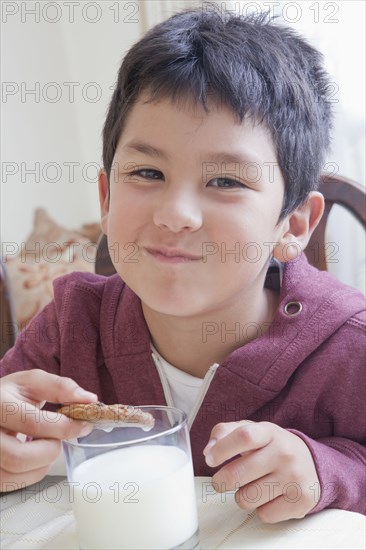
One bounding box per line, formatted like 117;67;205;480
140;293;208;318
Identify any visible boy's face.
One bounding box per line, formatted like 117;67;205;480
100;94;290;317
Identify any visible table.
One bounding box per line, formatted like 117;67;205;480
1;477;365;549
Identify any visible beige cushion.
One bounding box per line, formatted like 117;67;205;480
5;209;100;329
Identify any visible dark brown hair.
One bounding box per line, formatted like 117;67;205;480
103;5;333;218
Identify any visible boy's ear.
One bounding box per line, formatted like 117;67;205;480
98;168;109;235
273;192;325;262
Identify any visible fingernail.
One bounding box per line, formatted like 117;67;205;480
79;422;94;437
203;439;217;467
203;438;217;455
205;453;215;467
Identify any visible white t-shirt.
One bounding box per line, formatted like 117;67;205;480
151;344;204;418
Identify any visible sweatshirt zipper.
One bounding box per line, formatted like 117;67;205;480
188;363;219;429
152;351;219;430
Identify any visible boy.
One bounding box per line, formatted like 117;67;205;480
0;6;365;524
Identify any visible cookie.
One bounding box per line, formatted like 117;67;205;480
58;402;155;431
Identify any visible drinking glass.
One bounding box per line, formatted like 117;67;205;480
62;406;199;550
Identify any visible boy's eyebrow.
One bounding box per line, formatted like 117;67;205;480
122;140;263;166
123;140;169;160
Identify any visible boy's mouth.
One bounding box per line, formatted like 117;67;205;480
144;246;202;263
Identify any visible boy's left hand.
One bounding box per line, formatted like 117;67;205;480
203;420;320;523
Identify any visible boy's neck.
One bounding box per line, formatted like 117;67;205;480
141;287;280;379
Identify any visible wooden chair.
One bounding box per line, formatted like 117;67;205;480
0;260;17;359
306;173;366;270
95;233;117;277
94;173;366;275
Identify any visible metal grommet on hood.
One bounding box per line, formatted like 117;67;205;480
284;301;303;317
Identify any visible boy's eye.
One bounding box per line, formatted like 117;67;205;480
128;169;164;180
207;177;246;189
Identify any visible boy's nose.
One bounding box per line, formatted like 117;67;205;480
153;189;203;233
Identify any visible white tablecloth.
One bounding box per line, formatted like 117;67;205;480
1;477;365;549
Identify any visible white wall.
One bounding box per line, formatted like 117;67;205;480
1;0;365;292
1;0;144;243
273;0;366;292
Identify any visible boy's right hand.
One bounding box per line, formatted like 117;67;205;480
0;369;98;492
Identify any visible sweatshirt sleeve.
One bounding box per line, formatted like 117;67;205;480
287;309;366;516
0;270;106;378
0;298;61;377
288;429;366;515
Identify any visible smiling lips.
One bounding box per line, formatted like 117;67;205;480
145;246;202;263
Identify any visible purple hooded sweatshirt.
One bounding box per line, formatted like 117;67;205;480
1;253;365;516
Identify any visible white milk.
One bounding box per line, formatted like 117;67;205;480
71;445;198;549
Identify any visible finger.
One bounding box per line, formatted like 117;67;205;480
212;446;273;491
2;407;94;440
7;369;98;404
204;420;254;452
0;431;62;473
204;421;273;468
0;465;54;493
255;494;308;524
235;474;284;511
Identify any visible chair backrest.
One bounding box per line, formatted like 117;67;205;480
95;233;117;277
94;173;366;276
305;173;366;270
0;260;17;359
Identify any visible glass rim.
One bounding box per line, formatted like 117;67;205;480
62;405;188;449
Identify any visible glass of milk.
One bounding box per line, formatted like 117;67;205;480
62;406;199;550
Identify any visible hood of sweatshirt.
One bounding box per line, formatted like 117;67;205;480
101;251;364;390
95;251;363;403
219;253;364;390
